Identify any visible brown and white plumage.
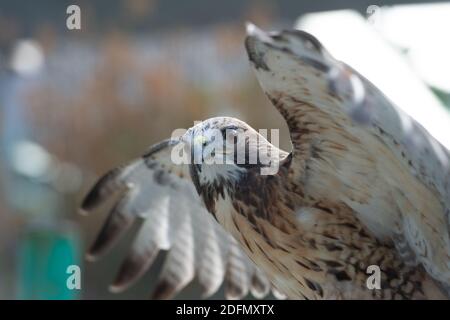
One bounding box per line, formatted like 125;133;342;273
81;138;280;299
81;25;450;299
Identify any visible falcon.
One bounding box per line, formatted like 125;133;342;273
81;24;450;299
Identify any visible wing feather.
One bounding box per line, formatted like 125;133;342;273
224;243;250;300
86;193;136;260
250;264;271;298
245;26;450;285
110;233;160;293
196;213;227;297
152;212;195;299
81;138;275;299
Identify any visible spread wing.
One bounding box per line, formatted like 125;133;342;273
245;25;450;285
81;138;278;299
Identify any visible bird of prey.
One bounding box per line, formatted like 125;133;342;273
81;24;450;299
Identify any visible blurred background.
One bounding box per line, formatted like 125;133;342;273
0;0;449;299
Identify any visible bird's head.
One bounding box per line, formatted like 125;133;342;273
245;23;344;108
181;117;284;190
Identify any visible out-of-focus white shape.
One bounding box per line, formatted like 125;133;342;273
10;141;52;179
9;39;44;76
409;45;450;93
374;3;450;92
374;3;450;51
295;9;450;150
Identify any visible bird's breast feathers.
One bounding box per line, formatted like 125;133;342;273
208;174;446;299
